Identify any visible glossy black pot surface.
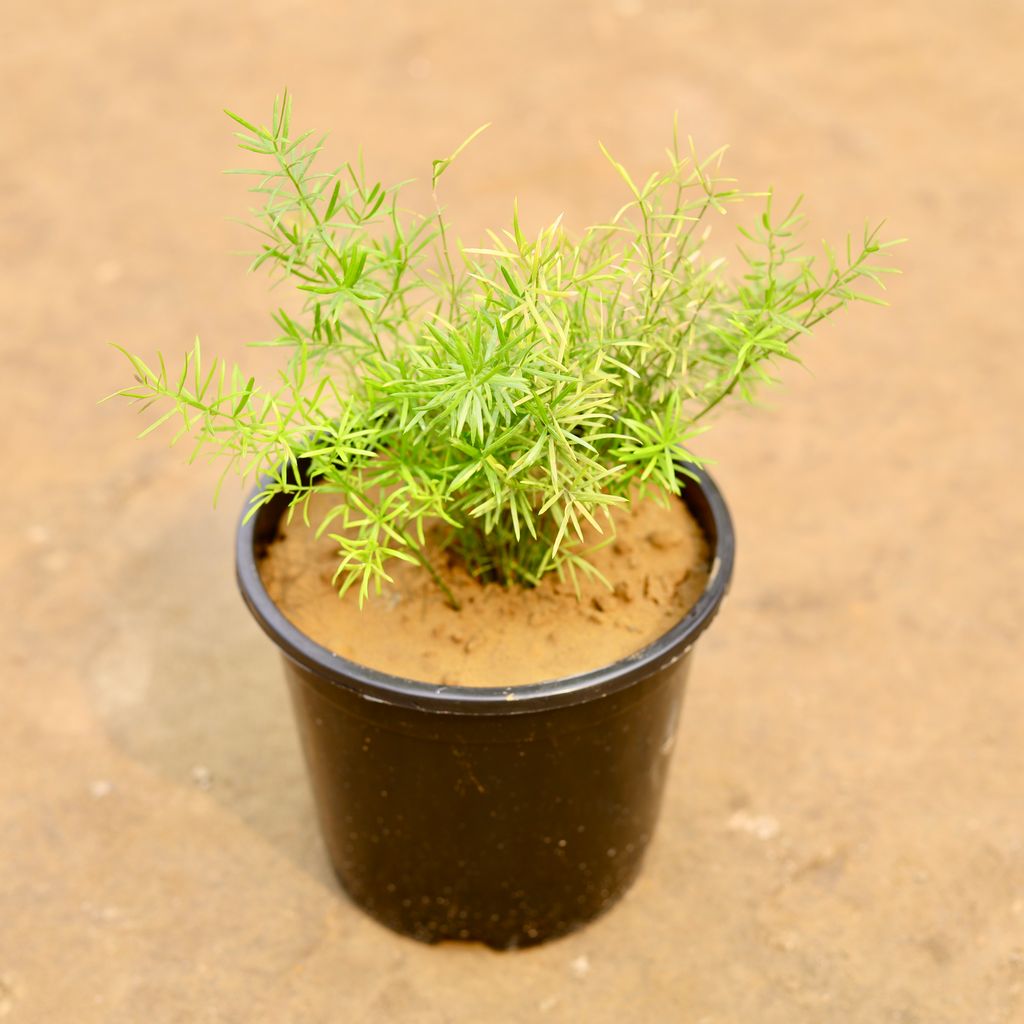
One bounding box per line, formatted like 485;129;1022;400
237;465;734;948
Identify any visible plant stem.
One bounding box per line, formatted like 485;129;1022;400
693;376;738;421
402;530;461;611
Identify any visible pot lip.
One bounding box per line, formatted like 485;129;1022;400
236;463;735;715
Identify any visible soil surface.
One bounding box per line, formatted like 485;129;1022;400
259;491;710;686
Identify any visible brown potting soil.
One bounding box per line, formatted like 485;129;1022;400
258;489;710;687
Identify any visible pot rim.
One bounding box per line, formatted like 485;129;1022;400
236;463;735;714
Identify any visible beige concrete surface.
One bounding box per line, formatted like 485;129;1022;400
2;1;1022;1020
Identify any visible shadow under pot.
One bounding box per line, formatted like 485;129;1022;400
235;463;735;949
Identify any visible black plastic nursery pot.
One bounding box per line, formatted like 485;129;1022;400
236;465;735;949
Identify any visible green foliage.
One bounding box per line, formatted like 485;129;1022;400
110;93;901;607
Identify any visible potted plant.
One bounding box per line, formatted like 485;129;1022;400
110;94;899;948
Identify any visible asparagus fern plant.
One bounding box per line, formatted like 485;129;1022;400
111;94;900;606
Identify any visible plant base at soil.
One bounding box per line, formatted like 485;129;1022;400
259;492;709;687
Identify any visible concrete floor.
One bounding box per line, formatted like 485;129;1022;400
2;1;1022;1020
